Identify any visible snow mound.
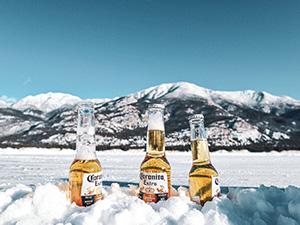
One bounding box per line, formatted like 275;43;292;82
1;183;300;225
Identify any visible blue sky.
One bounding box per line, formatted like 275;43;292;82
0;0;299;102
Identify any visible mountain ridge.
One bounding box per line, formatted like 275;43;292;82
0;82;299;151
11;92;82;113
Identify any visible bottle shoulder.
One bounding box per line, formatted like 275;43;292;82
140;155;171;171
189;163;218;177
70;158;102;173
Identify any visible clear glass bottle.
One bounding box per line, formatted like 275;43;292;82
69;102;102;207
188;114;220;205
139;104;171;203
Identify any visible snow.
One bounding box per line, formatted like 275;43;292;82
1;82;300;150
1;148;300;188
0;100;11;108
11;92;82;113
1;183;300;224
3;82;300;121
0;95;16;106
1;149;300;224
129;82;300;113
212;89;300;112
131;82;212;100
272;131;290;140
84;98;111;105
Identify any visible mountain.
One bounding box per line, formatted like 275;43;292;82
11;92;82;115
0;100;11;108
0;82;300;151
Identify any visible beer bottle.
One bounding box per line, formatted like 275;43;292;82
188;114;220;205
139;104;171;203
69;102;102;207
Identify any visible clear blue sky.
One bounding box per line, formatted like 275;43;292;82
0;0;299;102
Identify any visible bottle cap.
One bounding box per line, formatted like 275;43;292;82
78;102;94;114
148;103;165;109
188;114;204;121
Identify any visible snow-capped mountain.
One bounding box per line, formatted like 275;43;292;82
0;100;11;108
11;92;82;114
0;82;300;151
130;82;211;100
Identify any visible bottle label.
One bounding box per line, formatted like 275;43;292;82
189;176;220;204
139;172;168;203
212;176;220;198
81;171;102;206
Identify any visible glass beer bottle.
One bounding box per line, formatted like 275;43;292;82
139;104;171;203
188;114;220;205
69;102;102;207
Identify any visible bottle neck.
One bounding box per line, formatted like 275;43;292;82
146;129;165;157
190;119;210;164
191;139;210;165
146;107;165;157
75;105;97;160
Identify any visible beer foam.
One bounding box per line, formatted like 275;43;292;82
148;116;164;131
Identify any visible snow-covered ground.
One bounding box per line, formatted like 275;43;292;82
1;148;300;224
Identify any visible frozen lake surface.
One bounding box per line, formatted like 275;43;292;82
1;148;300;225
1;148;300;189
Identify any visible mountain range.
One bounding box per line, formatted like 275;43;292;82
0;82;300;151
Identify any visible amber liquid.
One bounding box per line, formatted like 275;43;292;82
69;159;102;206
139;129;171;202
146;130;165;156
188;140;220;206
191;139;210;162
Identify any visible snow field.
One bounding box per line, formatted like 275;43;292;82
2;148;300;189
1;148;300;224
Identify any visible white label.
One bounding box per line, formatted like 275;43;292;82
81;171;103;196
139;172;168;194
212;176;220;198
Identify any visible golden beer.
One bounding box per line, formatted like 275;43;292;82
139;104;171;203
69;103;102;207
147;129;165;156
191;139;210;162
188;115;220;206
